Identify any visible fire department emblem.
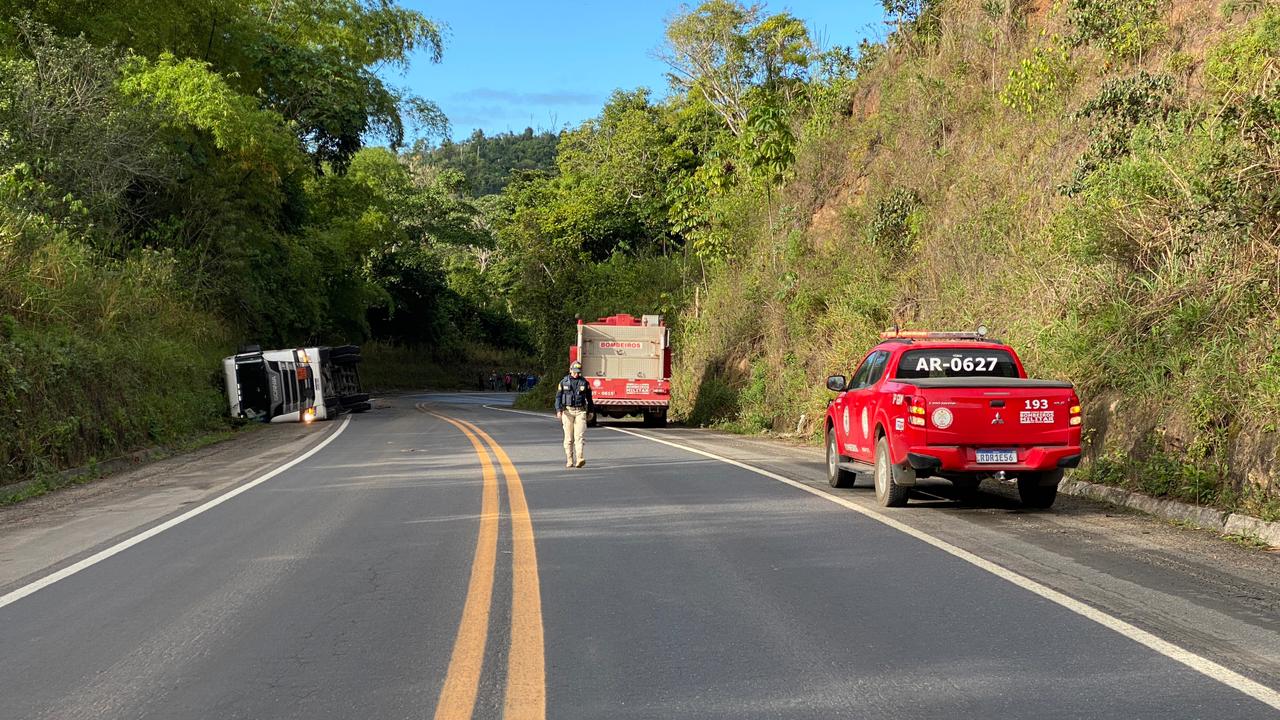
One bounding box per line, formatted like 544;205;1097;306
842;408;850;435
861;408;870;438
592;379;602;388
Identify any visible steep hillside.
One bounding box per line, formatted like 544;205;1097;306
672;1;1279;518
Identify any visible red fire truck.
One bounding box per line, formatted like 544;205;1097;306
569;314;672;427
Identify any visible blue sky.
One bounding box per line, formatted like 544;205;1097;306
391;1;889;142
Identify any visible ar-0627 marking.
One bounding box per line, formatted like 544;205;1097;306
913;356;1000;373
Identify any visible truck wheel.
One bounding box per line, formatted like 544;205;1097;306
873;436;910;507
826;430;855;488
642;410;668;428
1017;470;1063;509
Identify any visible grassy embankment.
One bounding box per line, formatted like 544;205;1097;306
672;1;1279;518
0;229;235;495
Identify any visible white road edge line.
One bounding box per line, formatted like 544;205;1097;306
481;403;1280;710
483;405;556;420
0;416;353;611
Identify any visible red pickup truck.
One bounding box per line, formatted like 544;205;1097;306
823;330;1082;509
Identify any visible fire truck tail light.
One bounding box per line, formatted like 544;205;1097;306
1070;416;1083;426
1070;405;1081;414
908;406;926;416
908;416;925;427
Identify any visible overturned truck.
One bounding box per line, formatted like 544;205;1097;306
223;345;371;423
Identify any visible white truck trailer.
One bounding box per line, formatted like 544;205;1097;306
223;345;369;423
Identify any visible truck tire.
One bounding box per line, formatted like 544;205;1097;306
826;430;856;488
1017;470;1062;509
348;401;372;414
873;436;910;507
642;410;668;428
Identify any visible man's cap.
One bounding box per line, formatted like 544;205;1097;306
570;361;583;371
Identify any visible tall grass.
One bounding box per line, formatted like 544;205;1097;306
1;215;232;486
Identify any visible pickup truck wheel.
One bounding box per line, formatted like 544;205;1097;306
874;437;909;507
1017;470;1063;509
826;431;855;488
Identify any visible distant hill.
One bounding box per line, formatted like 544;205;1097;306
416;128;559;196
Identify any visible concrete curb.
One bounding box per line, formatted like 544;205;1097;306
1058;479;1280;547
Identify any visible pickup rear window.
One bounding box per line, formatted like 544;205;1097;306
895;348;1019;379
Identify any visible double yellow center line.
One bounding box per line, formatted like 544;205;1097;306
420;405;545;720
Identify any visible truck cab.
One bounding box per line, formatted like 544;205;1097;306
223;345;369;424
823;330;1081;509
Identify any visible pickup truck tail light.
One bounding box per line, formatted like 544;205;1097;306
908;397;926;427
1069;404;1082;426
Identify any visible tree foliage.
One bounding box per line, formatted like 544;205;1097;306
661;0;814;136
1;0;448;169
416;128;559;196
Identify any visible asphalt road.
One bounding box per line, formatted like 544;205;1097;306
0;393;1277;719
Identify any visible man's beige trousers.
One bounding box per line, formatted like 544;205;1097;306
561;408;587;464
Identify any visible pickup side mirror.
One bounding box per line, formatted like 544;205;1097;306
826;375;847;392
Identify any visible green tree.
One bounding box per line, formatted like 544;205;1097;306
2;0;448;169
661;0;813;136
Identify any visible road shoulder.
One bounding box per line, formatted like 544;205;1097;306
0;420;343;594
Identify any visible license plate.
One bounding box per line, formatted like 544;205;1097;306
1019;410;1055;424
977;449;1018;464
625;383;651;394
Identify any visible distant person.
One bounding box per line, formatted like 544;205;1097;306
555;361;593;468
504;372;512;391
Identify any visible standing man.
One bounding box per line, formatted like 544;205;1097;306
555;360;593;468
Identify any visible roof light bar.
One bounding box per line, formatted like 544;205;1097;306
880;328;991;341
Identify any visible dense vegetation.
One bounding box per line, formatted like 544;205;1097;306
658;0;1280;518
3;0;1277;519
0;1;527;487
513;0;1279;519
417;128;559;196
